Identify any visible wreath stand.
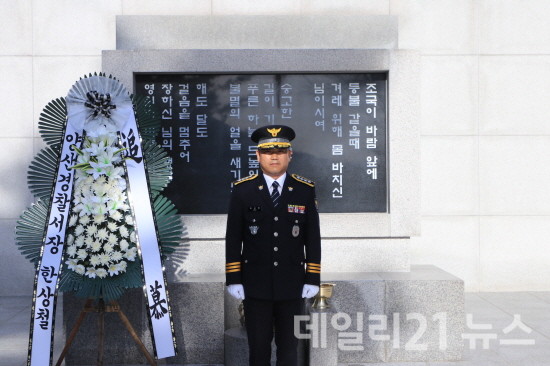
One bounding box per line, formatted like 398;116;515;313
55;298;157;366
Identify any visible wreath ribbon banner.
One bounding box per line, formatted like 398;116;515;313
120;113;177;359
28;124;82;366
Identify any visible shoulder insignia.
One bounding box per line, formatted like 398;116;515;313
291;174;315;187
233;174;258;186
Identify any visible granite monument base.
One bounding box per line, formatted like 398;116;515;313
226;265;464;364
63;266;463;365
306;303;339;366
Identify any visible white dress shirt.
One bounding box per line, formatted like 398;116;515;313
263;173;286;195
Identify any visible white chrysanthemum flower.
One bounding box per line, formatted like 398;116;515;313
107;192;127;213
74;225;85;236
130;231;136;243
97;228;108;241
85;267;97;279
118;260;127;271
72;202;82;213
92;201;107;216
79;215;91;226
76;196;95;217
92;181;109;197
107;222;118;232
119;225;129;238
77;249;87;260
87;224;98;236
66;259;78;270
125;215;134;225
103;243;114;253
75;178;85;189
115;263;126;274
69;215;78;227
93;214;106;225
84;235;94;248
110;211;122;222
67;234;74;245
99;253;111;265
124;247;137;261
107;185;122;197
84;175;94;186
108;264;119;276
112;177;126;192
107;233;118;246
75;264;85;275
119;239;129;251
96;268;108;279
91;241;102;252
111;251;123;262
90;254;101;267
91;178;105;189
66;245;77;257
75;235;85;248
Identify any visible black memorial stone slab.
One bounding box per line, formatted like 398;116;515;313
135;73;388;214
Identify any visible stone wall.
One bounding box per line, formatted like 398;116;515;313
2;0;550;294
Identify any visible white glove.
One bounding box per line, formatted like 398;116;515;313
302;284;320;298
227;284;245;300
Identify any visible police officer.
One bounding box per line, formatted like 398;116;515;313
225;124;321;366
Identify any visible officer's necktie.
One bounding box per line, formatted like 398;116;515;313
271;181;280;207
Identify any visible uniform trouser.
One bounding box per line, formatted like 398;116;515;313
243;297;304;366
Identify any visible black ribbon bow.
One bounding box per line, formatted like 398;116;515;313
84;90;117;118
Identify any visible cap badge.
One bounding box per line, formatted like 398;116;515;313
267;127;281;137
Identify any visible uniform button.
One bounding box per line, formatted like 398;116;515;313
274;247;278;251
274;216;279;221
245;260;248;263
252;219;256;222
273;232;279;237
274;262;278;266
295;220;299;223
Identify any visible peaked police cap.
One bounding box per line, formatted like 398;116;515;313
251;124;296;150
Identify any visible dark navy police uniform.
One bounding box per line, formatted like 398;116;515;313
225;126;321;366
225;171;321;299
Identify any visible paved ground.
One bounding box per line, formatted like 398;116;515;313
2;292;550;365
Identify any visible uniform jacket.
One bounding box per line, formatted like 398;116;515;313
225;171;321;300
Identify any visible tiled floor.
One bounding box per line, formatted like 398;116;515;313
2;292;550;366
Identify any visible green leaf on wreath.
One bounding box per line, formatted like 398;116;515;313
154;195;185;258
38;98;66;150
143;140;172;198
15;199;49;265
132;94;161;141
27;147;59;202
